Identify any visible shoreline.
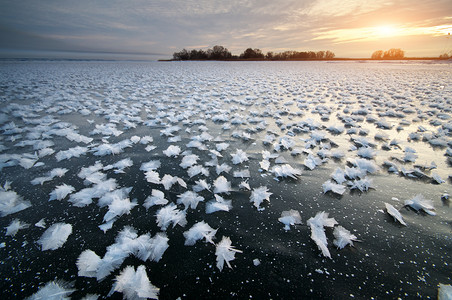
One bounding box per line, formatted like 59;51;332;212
159;57;451;62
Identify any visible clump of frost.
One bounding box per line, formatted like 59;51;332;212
231;149;249;164
307;212;338;258
250;186;272;210
322;180;346;195
278;209;302;230
333;226;358;249
69;178;117;207
216;142;229;152
177;191;204;211
187;165;209;178
183;221;217;245
384;203;407;226
160;174;186;190
272;164;302;179
55;146;89;161
163;145;181;157
78;227;169;281
303;154;322;170
438;283;452;300
98;187;132;208
347;158;379;174
35;218;46;228
26;280;75;300
404;194;436;215
38;222;72;251
259;159;271;171
193;179;211;192
49;184;75;201
77;250;102;277
357;147;377;159
31;168;69;185
213;176;231;194
5;219;30;236
143;189;168;209
432;173;445;184
206;195;232;214
102;195;137;227
180;154;199;169
103;158;133;173
216;163;231;175
330;168;346;184
348;177;373;192
0;182;31;216
215;236;242;271
140;160;161;184
155;203;187;231
109;265;159;300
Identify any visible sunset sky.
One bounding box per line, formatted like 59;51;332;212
0;0;451;59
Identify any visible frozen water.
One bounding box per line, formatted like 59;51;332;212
1;61;450;299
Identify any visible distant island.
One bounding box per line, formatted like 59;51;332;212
170;45;335;61
165;45;450;61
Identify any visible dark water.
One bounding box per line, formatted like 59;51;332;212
0;61;451;299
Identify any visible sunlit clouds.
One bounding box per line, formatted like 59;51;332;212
313;24;452;44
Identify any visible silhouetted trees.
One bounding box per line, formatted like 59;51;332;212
240;48;265;59
172;46;336;61
371;50;384;59
371;48;405;59
173;45;232;60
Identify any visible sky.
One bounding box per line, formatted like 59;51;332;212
0;0;451;59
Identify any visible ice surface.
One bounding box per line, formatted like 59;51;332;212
1;61;451;299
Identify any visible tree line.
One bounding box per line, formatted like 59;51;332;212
371;48;405;59
172;45;335;61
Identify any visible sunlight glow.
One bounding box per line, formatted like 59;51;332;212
313;24;452;44
375;26;398;37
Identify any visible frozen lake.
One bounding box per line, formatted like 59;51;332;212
0;60;451;299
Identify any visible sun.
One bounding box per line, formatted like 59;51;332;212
375;25;398;37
